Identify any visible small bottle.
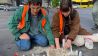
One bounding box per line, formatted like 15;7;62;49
22;55;25;56
43;55;46;56
75;50;78;56
62;38;65;48
79;51;82;56
32;54;34;56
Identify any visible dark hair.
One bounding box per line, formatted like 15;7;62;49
60;0;72;12
29;0;42;6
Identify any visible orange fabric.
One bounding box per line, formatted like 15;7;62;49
59;10;63;34
18;5;47;30
18;5;29;29
41;18;46;28
41;8;47;28
41;8;46;16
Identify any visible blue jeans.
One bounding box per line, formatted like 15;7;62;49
16;34;48;51
92;0;98;25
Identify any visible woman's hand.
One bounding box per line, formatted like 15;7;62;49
64;39;72;48
55;38;60;49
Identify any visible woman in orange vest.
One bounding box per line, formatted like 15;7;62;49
8;0;55;51
51;0;95;49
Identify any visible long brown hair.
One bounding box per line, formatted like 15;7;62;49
60;0;72;12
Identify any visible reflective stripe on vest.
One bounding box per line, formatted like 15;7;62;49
59;10;63;34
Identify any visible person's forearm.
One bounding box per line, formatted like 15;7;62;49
55;38;60;48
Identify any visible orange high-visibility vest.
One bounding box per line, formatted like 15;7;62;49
59;10;64;34
18;5;47;30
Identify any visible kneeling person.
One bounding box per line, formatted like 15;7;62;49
8;0;55;51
